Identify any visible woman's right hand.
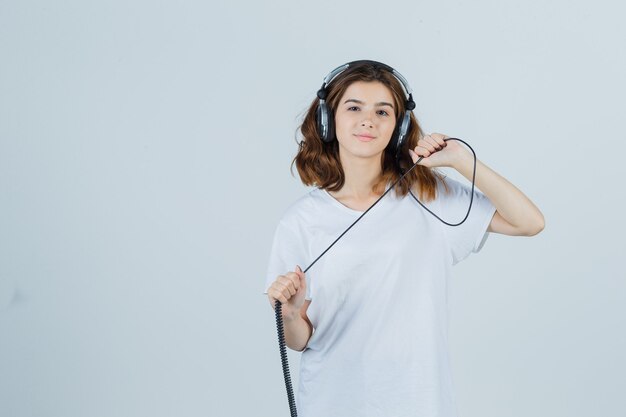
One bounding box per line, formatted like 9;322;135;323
267;265;306;321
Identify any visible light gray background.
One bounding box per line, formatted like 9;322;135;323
1;0;624;416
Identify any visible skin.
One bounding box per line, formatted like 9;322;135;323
409;133;545;236
268;80;545;328
329;81;397;206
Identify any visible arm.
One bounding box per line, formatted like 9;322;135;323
267;268;313;352
452;153;545;236
410;133;545;237
282;300;313;352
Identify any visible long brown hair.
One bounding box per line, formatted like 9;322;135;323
290;61;447;202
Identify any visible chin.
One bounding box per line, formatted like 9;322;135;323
346;148;385;159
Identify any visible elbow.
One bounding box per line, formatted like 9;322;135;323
526;215;545;236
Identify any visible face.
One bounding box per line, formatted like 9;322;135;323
333;81;397;161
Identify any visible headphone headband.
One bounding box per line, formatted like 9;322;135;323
318;60;413;101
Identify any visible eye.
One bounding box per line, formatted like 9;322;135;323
377;110;389;116
348;106;359;111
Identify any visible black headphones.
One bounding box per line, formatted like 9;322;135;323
316;60;417;158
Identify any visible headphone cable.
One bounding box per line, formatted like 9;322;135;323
274;137;477;417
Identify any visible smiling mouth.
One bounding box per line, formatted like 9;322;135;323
355;134;375;142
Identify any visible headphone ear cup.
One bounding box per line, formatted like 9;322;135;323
395;112;412;151
390;122;401;152
316;101;334;142
326;108;335;142
390;112;411;152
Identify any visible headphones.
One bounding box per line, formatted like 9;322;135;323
316;60;417;159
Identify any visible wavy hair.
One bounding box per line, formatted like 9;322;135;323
290;61;447;202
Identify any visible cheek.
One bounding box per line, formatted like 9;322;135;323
384;119;397;133
336;114;357;132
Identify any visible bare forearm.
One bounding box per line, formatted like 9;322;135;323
453;153;544;234
283;314;313;352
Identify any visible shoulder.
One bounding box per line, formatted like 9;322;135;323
416;174;488;214
276;188;322;230
435;174;475;199
407;172;457;206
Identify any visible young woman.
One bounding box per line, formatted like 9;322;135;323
263;60;544;416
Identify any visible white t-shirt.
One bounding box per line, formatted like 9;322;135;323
263;175;496;417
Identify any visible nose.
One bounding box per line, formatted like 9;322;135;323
360;118;373;128
360;108;376;128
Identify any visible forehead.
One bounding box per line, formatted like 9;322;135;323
340;81;394;102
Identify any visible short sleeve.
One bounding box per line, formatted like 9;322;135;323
438;176;497;265
262;219;311;300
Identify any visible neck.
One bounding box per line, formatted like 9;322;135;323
336;151;383;199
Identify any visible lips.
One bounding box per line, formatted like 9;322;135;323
354;133;375;142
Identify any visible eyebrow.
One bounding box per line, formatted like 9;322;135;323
343;99;395;109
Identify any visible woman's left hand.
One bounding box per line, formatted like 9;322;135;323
408;132;469;169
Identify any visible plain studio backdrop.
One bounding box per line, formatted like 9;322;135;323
1;0;624;416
